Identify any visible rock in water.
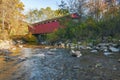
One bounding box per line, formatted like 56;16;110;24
109;46;119;52
34;54;45;58
118;59;120;63
104;52;113;56
50;48;57;51
71;50;82;57
47;51;55;55
19;45;23;48
17;56;28;62
91;50;98;53
45;47;50;49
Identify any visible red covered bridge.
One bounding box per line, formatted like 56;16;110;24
29;19;62;34
28;13;79;43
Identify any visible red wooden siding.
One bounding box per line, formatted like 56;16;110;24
29;20;62;34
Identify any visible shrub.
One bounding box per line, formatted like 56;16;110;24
23;33;37;44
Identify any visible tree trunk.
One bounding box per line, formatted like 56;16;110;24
2;10;5;32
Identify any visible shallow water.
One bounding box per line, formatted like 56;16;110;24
0;46;120;80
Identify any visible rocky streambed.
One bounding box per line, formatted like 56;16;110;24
0;46;120;80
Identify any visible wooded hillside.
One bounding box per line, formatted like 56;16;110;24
0;0;28;40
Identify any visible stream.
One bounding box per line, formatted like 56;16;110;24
0;46;120;80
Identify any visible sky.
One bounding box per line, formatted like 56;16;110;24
21;0;61;12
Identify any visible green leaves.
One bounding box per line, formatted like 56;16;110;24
26;7;65;23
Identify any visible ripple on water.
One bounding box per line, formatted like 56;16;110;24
21;48;33;58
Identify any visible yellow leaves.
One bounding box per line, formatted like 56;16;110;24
0;0;26;36
15;2;24;10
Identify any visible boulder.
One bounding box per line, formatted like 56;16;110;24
0;40;13;49
99;46;108;51
109;46;119;52
79;45;86;50
118;59;120;63
18;45;23;48
95;63;102;68
47;51;55;55
71;46;75;49
109;43;117;47
71;50;82;57
70;43;75;49
103;52;113;56
73;65;80;69
18;56;27;62
45;47;50;49
66;43;71;48
91;50;98;53
86;46;92;50
98;43;109;47
50;48;57;51
35;54;45;57
61;43;65;48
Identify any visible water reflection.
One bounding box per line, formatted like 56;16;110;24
21;48;33;58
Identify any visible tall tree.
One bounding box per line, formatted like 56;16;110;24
0;0;25;36
40;7;57;20
67;0;86;16
58;0;69;15
26;9;42;23
26;7;62;23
